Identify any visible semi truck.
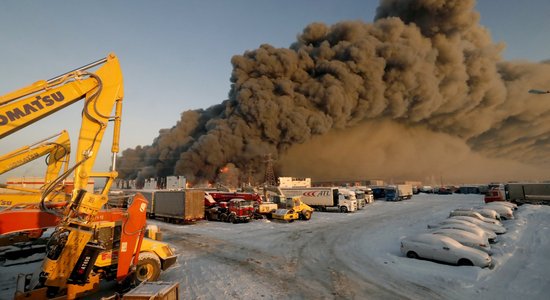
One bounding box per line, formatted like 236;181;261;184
280;187;357;212
506;183;550;205
352;187;374;205
341;188;364;209
365;187;374;203
370;186;387;199
385;184;413;201
484;185;506;203
205;190;277;219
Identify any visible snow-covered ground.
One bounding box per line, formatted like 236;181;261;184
1;194;549;299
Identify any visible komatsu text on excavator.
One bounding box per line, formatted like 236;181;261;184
0;53;176;299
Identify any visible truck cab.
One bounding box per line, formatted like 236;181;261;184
385;185;413;201
337;189;358;212
385;186;400;201
484;187;506;203
227;198;255;223
349;189;366;209
205;198;255;223
364;188;374;203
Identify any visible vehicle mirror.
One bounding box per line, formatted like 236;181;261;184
443;246;450;250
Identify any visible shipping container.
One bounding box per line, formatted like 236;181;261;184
118;190;156;216
152;190;205;223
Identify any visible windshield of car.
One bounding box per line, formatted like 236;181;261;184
472;211;483;218
442;238;462;248
460;217;483;226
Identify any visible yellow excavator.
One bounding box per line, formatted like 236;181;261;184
0;130;70;208
0;53;176;299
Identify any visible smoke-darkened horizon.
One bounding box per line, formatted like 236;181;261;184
117;0;550;186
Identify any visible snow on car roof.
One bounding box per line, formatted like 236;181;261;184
406;233;462;247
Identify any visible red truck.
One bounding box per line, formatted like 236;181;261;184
484;187;506;203
205;198;255;223
205;191;278;220
206;191;262;203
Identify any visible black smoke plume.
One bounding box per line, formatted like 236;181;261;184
117;0;550;185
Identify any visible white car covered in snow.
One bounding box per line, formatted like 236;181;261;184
503;201;518;210
427;220;496;243
449;216;506;234
400;233;492;268
430;228;491;254
449;210;502;225
483;203;514;220
453;207;501;220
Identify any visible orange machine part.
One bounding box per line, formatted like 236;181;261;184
0;202;66;235
0;202;128;236
116;193;148;281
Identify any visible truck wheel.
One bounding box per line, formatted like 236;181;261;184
220;213;228;222
301;210;312;220
340;206;348;213
228;214;236;224
135;252;161;284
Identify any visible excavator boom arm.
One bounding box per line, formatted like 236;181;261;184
0;53;123;195
0;130;70;179
1;74;96;139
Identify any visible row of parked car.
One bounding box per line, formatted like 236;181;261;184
400;201;518;268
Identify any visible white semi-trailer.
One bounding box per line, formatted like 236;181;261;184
280;187;357;212
506;183;550;205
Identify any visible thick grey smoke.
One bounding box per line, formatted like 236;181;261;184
118;0;550;185
278;120;549;184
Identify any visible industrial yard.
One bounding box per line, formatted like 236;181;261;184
2;193;547;299
2;0;550;299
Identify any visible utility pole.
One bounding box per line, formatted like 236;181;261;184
264;153;276;186
246;165;254;187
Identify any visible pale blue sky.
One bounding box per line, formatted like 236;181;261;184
1;0;549;180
